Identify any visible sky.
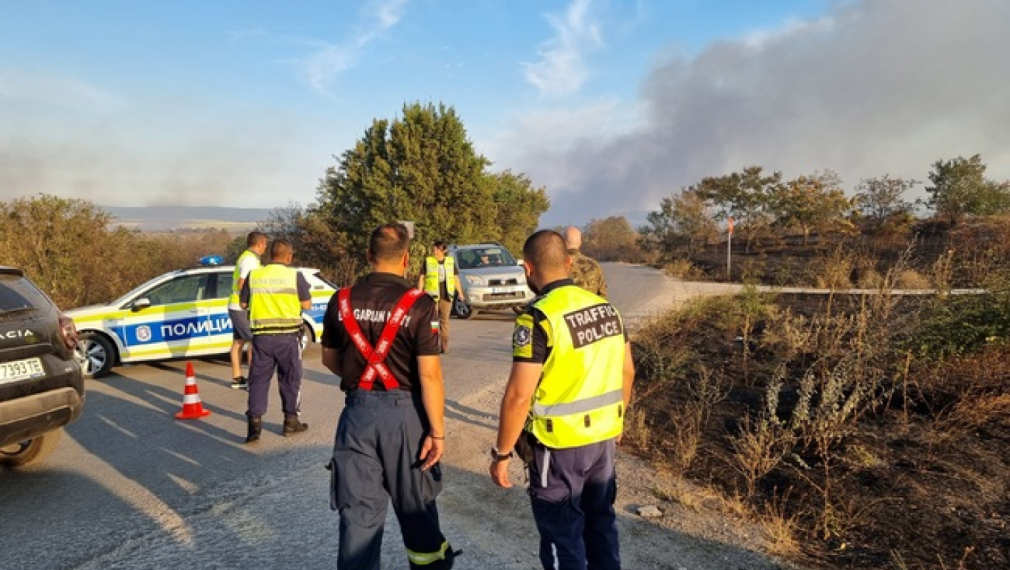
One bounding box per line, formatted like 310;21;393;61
2;0;1009;227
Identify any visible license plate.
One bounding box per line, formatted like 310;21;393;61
0;357;45;384
491;287;514;294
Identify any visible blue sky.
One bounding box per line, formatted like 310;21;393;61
2;0;1008;226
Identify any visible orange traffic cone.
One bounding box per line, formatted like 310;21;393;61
175;362;211;420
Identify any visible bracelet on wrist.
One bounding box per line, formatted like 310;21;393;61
429;435;445;440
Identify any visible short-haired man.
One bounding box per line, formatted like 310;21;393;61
417;240;464;353
323;224;458;569
240;239;312;443
490;229;634;570
228;231;268;389
564;226;608;299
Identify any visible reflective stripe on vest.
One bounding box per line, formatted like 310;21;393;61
248;265;303;334
528;285;626;449
338;286;424;391
422;256;455;300
228;249;260;306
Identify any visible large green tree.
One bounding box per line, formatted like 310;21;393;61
926;154;1010;224
488;170;550;255
313;102;501;269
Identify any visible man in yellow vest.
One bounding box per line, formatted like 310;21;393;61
489;229;635;570
239;239;312;443
228;231;267;389
417;240;464;353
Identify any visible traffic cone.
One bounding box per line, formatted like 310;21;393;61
175;362;211;420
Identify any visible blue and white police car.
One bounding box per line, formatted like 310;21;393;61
66;258;337;378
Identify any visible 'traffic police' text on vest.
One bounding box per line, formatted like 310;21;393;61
423;256;455;300
248;265;303;334
528;285;626;449
228;249;260;306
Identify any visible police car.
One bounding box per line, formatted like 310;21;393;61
66;257;337;378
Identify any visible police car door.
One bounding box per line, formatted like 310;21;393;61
120;274;211;360
202;269;235;355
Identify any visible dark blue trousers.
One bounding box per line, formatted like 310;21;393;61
246;333;302;418
528;438;620;570
329;390;450;570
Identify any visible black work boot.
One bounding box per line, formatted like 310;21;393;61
282;414;309;437
245;416;262;444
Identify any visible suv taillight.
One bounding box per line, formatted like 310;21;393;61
58;314;79;351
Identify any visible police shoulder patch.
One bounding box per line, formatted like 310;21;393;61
512;313;534;358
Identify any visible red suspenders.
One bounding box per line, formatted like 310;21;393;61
338;287;426;391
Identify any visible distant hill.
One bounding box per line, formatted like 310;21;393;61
103;206;274;232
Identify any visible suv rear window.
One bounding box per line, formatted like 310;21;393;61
0;273;51;315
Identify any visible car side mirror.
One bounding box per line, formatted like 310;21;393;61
132;298;152;311
517;259;524;266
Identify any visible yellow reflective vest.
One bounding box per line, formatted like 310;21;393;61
248;264;303;334
423;256;455;300
228;249;261;307
527;284;626;448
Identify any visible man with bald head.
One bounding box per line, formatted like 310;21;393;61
564;225;608;299
490;229;635;570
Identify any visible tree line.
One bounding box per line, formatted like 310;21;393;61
634;153;1010;260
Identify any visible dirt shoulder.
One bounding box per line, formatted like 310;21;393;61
428;271;801;569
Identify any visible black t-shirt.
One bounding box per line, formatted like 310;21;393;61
321;272;440;392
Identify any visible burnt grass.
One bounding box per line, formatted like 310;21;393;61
628;223;1010;570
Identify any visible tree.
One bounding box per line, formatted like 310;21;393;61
926;154;1010;224
642;188;719;256
313;102;498;270
695;166;782;252
582;216;646;262
487;170;550;255
853;174;917;232
767;171;855;244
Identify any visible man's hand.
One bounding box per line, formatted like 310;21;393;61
489;458;512;488
418;436;444;471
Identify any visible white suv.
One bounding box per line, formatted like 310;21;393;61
449;243;534;319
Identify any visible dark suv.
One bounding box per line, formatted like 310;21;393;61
0;267;84;467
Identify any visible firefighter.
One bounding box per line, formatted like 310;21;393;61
322;223;459;570
490;229;635;570
417;240;464;353
240;238;312;442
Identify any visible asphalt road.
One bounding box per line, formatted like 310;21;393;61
0;264;790;570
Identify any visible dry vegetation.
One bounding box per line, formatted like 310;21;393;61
628;221;1010;569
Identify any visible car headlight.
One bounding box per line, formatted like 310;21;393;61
465;275;484;286
517;273;527;284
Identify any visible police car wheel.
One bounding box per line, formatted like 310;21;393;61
76;332;115;379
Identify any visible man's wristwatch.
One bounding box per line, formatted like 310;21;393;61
490;447;514;462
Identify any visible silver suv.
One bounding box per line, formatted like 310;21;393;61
449;243;534;319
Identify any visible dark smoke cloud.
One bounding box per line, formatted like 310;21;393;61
533;0;1010;225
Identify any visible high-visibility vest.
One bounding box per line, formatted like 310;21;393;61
248;264;303;334
228;249;261;306
527;285;626;448
423;256;455;300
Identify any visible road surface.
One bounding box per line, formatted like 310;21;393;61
0;264;794;570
